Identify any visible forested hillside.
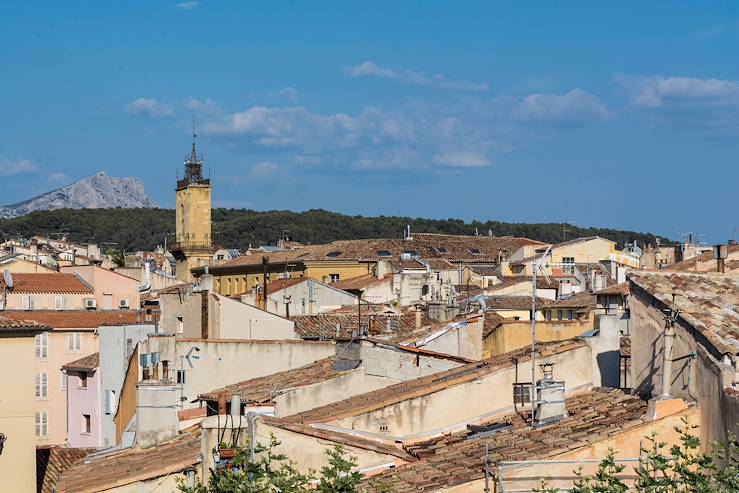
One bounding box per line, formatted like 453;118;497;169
0;208;670;252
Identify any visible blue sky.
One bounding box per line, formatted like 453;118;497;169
1;1;738;243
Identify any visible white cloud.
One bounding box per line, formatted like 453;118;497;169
618;76;739;132
175;0;199;10
277;87;299;101
432;151;491;168
0;157;38;177
47;172;70;183
345;60;489;93
126;98;174;118
184;97;223;117
345;61;399;79
516;89;610;127
248;161;280;179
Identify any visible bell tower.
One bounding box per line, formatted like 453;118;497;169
171;129;215;282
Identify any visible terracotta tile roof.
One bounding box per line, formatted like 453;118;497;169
37;446;95;493
62;352;99;371
261;415;416;461
332;274;389;291
546;292;597;310
363;338;478;364
554;235;613;248
198;357;344;403
0;273;92;294
0;314;49;331
284;340;585;425
595;282;630;296
482;312;505;338
56;427;201;493
266;277;308;295
666;244;739;273
292;308;436;342
629;271;739;356
365;389;647;492
0;310;143;329
209;234;544;270
479;295;554;311
469;264;499;275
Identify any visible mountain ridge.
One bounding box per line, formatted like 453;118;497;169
0;172;157;218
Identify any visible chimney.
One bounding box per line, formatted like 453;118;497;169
335;338;362;370
534;363;568;427
714;244;728;273
415;306;422;329
376;259;390;280
199;271;214;292
135;382;179;448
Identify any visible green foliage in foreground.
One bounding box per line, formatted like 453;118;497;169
536;418;739;493
0;207;671;252
177;436;366;493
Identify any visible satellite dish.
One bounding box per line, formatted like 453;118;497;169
3;270;13;290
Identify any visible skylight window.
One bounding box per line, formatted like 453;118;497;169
403;250;419;257
468;248;482;255
327;251;342;258
377;250;392;257
435;247;449;254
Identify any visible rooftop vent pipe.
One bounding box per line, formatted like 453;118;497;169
534;363;568;427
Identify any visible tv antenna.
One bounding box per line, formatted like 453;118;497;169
530;244;552;426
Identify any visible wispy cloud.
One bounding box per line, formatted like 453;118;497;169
175;0;200;10
277;87;299;101
0;157;38;177
248;161;281;180
345;60;489;93
184;97;223;117
515;89;610;127
47;172;70;183
126;98;174;118
617;75;739;133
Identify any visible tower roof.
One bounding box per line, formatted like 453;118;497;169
177;127;209;189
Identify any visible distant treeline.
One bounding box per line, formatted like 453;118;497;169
0;208;671;252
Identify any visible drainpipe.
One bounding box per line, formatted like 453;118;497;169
247;412;262;465
661;318;676;398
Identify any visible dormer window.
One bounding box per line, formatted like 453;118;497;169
327;251;342;258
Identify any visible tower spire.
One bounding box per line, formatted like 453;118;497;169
190;120;198;162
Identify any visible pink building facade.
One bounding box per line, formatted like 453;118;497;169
61;265;140;310
62;353;101;448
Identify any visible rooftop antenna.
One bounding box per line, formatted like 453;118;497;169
3;270;13;290
530;244;552;427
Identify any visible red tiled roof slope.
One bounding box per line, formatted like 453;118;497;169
62;352;99;371
37;446;96;493
56;427;201;493
0;273;92;294
0;310;142;328
362;388;647;492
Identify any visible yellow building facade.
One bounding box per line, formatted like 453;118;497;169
171;138;215;283
0;321;46;493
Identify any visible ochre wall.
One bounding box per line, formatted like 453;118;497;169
483;319;593;358
0;335;38;493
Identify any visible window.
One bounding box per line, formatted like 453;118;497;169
217;254;224;260
327;251;342;258
126;338;134;357
21;295;35;310
103;293;113;310
468;248;482;255
82;414;91;434
376;250;392;257
329;274;340;283
403;250;419;257
35;372;48;399
557;309;564;321
545;310;552;321
567;309;574;321
562;257;575;274
434;247;448;255
67;333;82;352
54;295;67;311
79;374;88;388
177;369;186;384
35;333;48;359
176;317;184;334
35;412;48;438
